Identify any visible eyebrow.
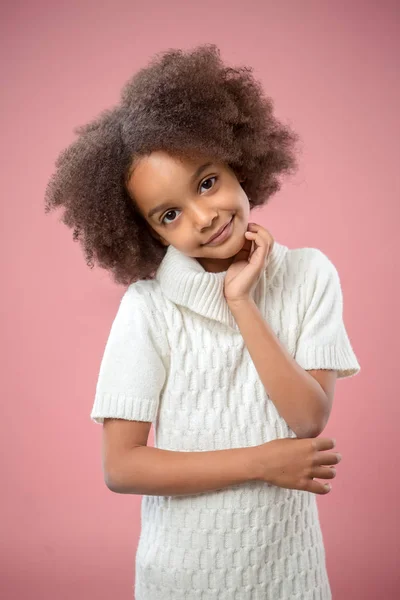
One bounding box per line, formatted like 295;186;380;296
147;162;214;219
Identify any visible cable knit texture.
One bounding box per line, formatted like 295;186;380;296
91;240;361;599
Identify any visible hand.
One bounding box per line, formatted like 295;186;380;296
251;437;342;495
224;223;274;304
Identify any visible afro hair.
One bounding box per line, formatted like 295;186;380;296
44;44;299;285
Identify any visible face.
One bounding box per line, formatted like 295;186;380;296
125;150;251;273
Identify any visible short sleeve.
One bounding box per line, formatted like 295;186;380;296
90;287;166;424
294;250;361;379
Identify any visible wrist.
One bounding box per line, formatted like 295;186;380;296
245;445;264;482
227;296;255;311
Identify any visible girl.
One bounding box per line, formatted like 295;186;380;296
45;44;361;599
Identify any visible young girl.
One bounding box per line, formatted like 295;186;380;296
45;44;361;599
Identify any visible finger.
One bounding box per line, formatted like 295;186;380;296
246;230;273;253
247;224;273;245
313;437;336;451
245;232;270;258
314;452;342;466
245;234;266;258
306;480;332;495
311;466;337;479
232;240;253;263
245;231;264;244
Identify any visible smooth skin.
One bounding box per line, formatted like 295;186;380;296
125;149;251;272
102;150;341;496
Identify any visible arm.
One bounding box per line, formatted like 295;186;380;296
228;297;332;439
103;418;260;496
107;444;261;495
103;420;340;497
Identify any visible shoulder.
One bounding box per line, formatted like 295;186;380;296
281;246;344;321
121;279;170;344
284;245;339;284
275;245;342;310
122;278;166;311
286;245;336;269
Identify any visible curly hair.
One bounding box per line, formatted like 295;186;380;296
44;44;300;285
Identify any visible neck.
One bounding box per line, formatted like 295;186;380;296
155;240;289;331
195;255;235;273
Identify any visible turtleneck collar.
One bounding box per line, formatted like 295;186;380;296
155;240;288;331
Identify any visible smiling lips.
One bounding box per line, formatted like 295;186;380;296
203;217;233;245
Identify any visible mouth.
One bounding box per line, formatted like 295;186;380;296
203;217;234;246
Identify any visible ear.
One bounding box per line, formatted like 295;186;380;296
237;172;247;186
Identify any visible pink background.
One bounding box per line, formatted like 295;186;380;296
1;1;399;598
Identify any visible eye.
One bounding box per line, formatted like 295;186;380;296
160;176;218;225
199;176;218;193
161;209;181;225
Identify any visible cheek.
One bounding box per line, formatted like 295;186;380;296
241;195;251;218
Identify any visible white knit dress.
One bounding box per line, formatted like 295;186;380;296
90;240;361;599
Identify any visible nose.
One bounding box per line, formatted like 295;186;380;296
189;205;218;230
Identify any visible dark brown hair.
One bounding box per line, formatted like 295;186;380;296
44;44;299;285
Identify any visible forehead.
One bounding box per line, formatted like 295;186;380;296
127;150;218;198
